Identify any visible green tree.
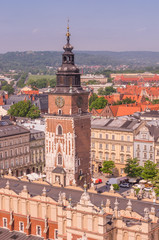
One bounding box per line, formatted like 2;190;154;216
141;160;158;180
124;158;143;178
101;160;115;174
8;100;40;119
2;84;14;95
97;87;105;95
98;86;116;96
152;172;159;196
89;97;107;111
89;93;98;107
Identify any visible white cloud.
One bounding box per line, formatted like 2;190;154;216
136;27;147;32
32;28;39;34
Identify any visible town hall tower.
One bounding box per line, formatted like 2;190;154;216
45;25;91;187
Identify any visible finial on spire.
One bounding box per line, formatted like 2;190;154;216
66;18;71;44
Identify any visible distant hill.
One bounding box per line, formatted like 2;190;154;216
1;51;159;72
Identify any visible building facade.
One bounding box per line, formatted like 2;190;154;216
91;118;143;176
30;129;45;173
45;26;91;187
0;120;30;176
0;178;158;240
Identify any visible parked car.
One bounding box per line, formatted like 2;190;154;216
144;187;153;192
91;178;102;184
120;183;130;188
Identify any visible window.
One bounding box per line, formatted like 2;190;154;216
144;153;147;159
121;146;124;152
127;146;130;152
92;132;95;138
121;136;124;141
79;169;83;175
106;134;108;139
127;136;130;141
58;109;62;115
99;152;102;160
0;152;2;159
0;162;3;169
137;152;140;158
11;159;14;167
92;152;95;159
150;154;153;160
57;153;62;165
137;144;140;150
111;154;115;161
16;158;19;166
112;145;115;151
142;134;146;139
54;229;58;240
105;144;109;150
36;226;41;236
157;150;159;156
57;125;62;135
20;158;23;165
19;222;24;232
92;142;95;148
120;155;124;163
78;159;80;166
121;168;124;174
5;161;8;168
112;135;115;140
105;153;109;161
144;145;147;151
4;151;8;158
99;143;102;149
99;134;102;139
3;218;7;228
150;146;153;152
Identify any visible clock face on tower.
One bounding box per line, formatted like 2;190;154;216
76;96;83;107
55;97;65;108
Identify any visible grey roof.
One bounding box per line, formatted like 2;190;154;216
1;105;11;111
30;129;45;141
6;95;30;105
33;95;48;111
52;166;66;174
0;121;29;138
0;227;43;240
91;118;141;132
147;125;159;141
0;178;158;217
141;110;159;118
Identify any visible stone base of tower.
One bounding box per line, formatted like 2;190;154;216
46;167;91;188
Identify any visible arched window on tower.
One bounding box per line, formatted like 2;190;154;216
57;125;62;135
57;153;62;165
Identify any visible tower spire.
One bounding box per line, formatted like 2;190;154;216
66;18;71;44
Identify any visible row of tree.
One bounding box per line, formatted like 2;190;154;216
101;158;159;195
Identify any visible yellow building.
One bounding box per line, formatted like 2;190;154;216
91;118;143;176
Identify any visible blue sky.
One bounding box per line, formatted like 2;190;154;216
0;0;159;52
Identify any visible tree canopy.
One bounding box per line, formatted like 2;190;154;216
124;158;143;178
141;160;158;180
89;97;107;111
98;86;116;95
8;100;40;119
1;84;14;95
27;76;56;89
101;160;115;174
89;93;98;107
113;97;136;105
